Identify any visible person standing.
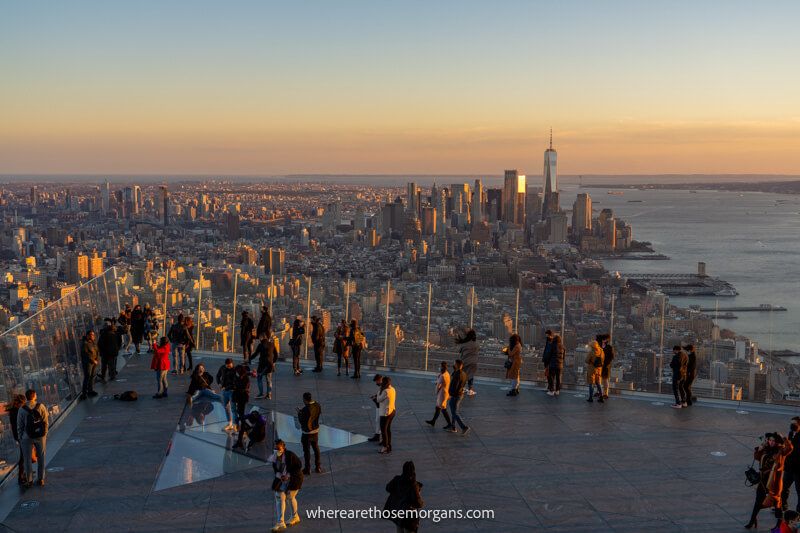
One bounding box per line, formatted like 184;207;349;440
377;376;397;454
333;320;350;376
17;389;48;487
257;306;272;339
183;315;196;372
746;432;794;529
130;304;145;354
384;461;424;533
118;306;131;353
310;316;326;373
167;314;188;375
254;333;278;399
681;344;697;407
456;329;478;396
216;358;237;431
349;319;365;379
150;336;171;399
504;334;523;397
289;318;305;376
6;393;28;485
80;330;99;399
232;364;250;432
97;318;121;383
240;311;255;363
541;330;556;392
368;374;383;443
269;439;304;532
782;418;800;516
585;335;605;403
544;334;565;397
297;392;323;474
669;345;688;409
600;334;615;400
425;361;452;428
444;359;470;435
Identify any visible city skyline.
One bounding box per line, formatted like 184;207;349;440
3;1;800;175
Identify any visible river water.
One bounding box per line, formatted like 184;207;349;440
560;185;800;353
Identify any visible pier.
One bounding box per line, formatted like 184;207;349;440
697;305;787;313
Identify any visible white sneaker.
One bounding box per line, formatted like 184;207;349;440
546;391;555;396
671;403;682;409
288;515;300;526
467;390;476;396
271;523;287;532
681;402;688;407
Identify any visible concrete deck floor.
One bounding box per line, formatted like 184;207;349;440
0;351;788;532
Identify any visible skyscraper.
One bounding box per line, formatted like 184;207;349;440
265;247;285;275
102;180;110;215
572;193;592;239
502;170;526;225
406;182;419;219
542;129;558;220
471;179;483;224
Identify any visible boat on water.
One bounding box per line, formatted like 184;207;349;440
627;200;643;203
608;191;624;196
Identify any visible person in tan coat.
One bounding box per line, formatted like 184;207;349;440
425;361;452;428
505;334;523;397
585;335;605;403
746;432;794;529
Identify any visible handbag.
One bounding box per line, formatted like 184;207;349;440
745;460;760;486
271;477;283;491
504;359;512;369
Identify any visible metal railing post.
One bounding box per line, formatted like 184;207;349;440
424;283;432;371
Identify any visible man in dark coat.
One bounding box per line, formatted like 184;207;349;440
257;307;272;338
297;392;323;475
600;334;615;399
310;316;325;372
80;330;100;398
240;311;255;362
782;417;800;515
669;345;688;409
97;319;121;382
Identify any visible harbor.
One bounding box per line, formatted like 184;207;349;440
620;262;739;297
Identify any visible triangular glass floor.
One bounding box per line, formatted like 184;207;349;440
153;398;368;492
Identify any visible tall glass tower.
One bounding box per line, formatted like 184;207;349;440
542;129;558;220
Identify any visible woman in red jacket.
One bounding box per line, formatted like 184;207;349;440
151;336;171;399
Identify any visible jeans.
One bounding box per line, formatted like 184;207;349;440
99;354;117;380
291;344;301;372
242;338;253;362
430;406;452;427
681;373;696;405
257;371;273;396
380;411;396;450
156;370;168;395
672;377;685;404
301;433;321;471
589;382;604;399
547;368;562;392
274;488;299;526
467;377;474;391
448;395;467;431
21;437;45;483
510;376;520;391
82;361;97;394
352;347;362;377
221;390;234;423
194;389;223;403
783;468;800;512
171;344;185;372
313;344;324;370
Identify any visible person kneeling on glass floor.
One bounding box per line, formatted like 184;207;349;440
269;439;303;532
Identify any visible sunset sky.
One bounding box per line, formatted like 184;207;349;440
2;0;799;176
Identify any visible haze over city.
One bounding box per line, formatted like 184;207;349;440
2;0;800;176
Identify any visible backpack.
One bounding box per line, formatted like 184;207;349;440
354;329;366;348
114;391;138;402
24;404;46;438
593;356;603;368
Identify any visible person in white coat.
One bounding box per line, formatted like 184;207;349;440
425;362;452;428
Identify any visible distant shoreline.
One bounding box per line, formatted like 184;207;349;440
581;180;800;195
